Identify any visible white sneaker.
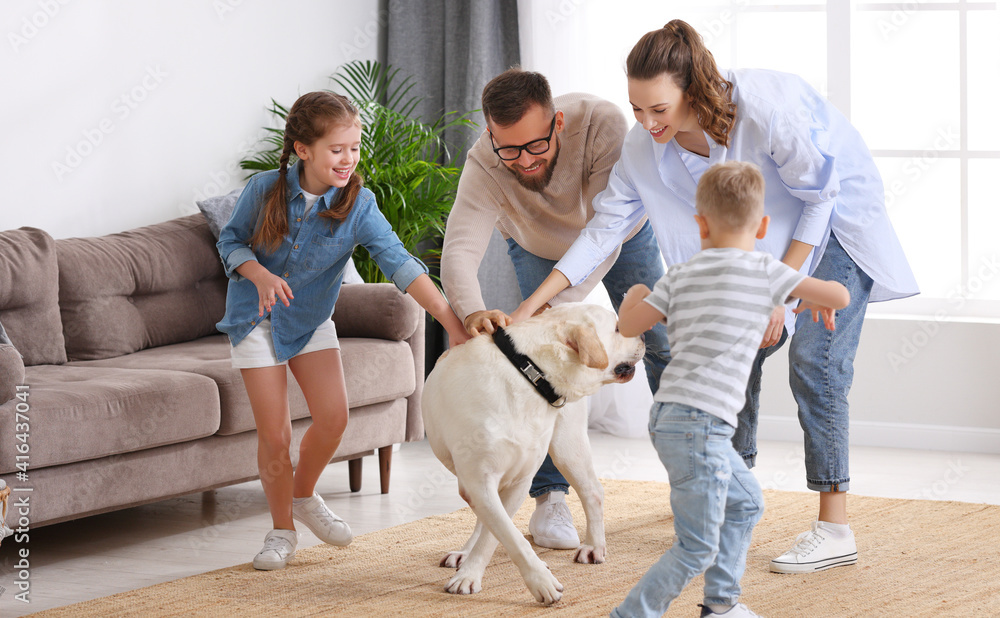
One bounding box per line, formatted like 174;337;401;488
699;603;763;617
528;492;580;550
253;529;297;570
770;521;858;574
292;492;353;546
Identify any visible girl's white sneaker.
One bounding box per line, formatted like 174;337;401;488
252;529;298;570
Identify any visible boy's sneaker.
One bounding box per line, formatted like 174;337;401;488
292;492;353;546
699;603;762;617
528;491;580;549
252;529;297;570
769;521;858;574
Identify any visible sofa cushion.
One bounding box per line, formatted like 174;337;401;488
332;283;422;341
70;333;416;436
57;214;228;361
0;227;67;366
0;365;221;473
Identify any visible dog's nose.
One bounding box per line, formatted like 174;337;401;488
614;363;635;378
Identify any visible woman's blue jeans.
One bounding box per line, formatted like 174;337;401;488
506;221;672;497
732;233;873;492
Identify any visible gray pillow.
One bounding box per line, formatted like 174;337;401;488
196;187;243;240
0;319;24;405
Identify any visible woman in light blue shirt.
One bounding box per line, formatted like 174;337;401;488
514;20;918;585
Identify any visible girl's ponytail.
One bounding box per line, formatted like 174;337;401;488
250;135;294;254
626;19;737;147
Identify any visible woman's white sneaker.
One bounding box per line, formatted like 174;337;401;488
253;529;298;570
769;521;857;574
292;492;353;546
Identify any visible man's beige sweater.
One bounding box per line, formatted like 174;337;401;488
441;93;645;320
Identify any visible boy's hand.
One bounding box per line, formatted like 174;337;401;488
793;301;837;330
509;302;550;325
252;273;293;316
760;305;785;348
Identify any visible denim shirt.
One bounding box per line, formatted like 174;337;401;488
216;163;427;361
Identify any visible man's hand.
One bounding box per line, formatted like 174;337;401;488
759;304;784;348
464;309;512;336
793;301;837;331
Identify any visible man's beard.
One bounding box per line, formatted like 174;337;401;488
507;140;560;193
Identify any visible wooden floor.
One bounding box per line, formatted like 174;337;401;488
1;433;998;616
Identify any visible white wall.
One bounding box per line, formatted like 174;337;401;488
2;0;384;239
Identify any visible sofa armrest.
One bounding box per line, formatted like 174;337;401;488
0;344;25;406
332;283;422;341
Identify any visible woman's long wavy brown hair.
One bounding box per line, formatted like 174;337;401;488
250;92;364;254
626;20;737;147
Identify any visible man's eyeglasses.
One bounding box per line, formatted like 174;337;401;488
490;116;557;161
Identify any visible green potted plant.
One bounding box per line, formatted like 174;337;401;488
240;60;477;283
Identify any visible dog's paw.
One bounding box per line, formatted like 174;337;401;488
574;544;606;564
523;567;564;605
439;550;467;569
445;569;482;595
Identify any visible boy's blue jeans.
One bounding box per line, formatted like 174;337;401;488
505;221;672;497
611;402;764;617
733;233;873;492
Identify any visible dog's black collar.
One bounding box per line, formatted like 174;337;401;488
493;326;566;408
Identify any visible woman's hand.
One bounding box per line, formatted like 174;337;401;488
509;302;550;324
759;304;784;348
252;273;293;317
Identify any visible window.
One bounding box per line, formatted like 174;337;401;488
519;0;1000;319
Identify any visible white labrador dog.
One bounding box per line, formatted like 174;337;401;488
422;303;645;605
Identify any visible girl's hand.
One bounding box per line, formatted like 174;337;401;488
759;304;784;348
446;325;472;348
253;273;294;316
793;301;837;330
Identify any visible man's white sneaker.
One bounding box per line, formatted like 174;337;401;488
253;529;297;570
528;492;580;550
769;521;858;574
292;492;353;546
699;603;763;617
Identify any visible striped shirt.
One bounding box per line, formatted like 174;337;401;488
643;248;806;427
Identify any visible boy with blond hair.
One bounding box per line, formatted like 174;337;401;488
612;161;850;618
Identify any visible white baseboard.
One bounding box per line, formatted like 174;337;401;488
758;415;1000;455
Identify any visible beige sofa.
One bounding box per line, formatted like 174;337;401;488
0;214;425;529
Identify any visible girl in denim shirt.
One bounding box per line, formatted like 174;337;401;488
217;92;469;570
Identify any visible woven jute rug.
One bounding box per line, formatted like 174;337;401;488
29;479;999;617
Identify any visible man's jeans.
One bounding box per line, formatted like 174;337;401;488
611;403;763;617
506;221;672;497
732;233;873;492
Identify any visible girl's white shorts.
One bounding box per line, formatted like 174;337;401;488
230;318;340;369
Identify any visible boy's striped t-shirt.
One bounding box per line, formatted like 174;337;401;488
643;248;806;427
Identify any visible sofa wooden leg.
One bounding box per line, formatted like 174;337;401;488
379;446;392;494
348;458;362;493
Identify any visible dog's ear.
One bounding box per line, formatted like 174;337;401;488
564;323;609;370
